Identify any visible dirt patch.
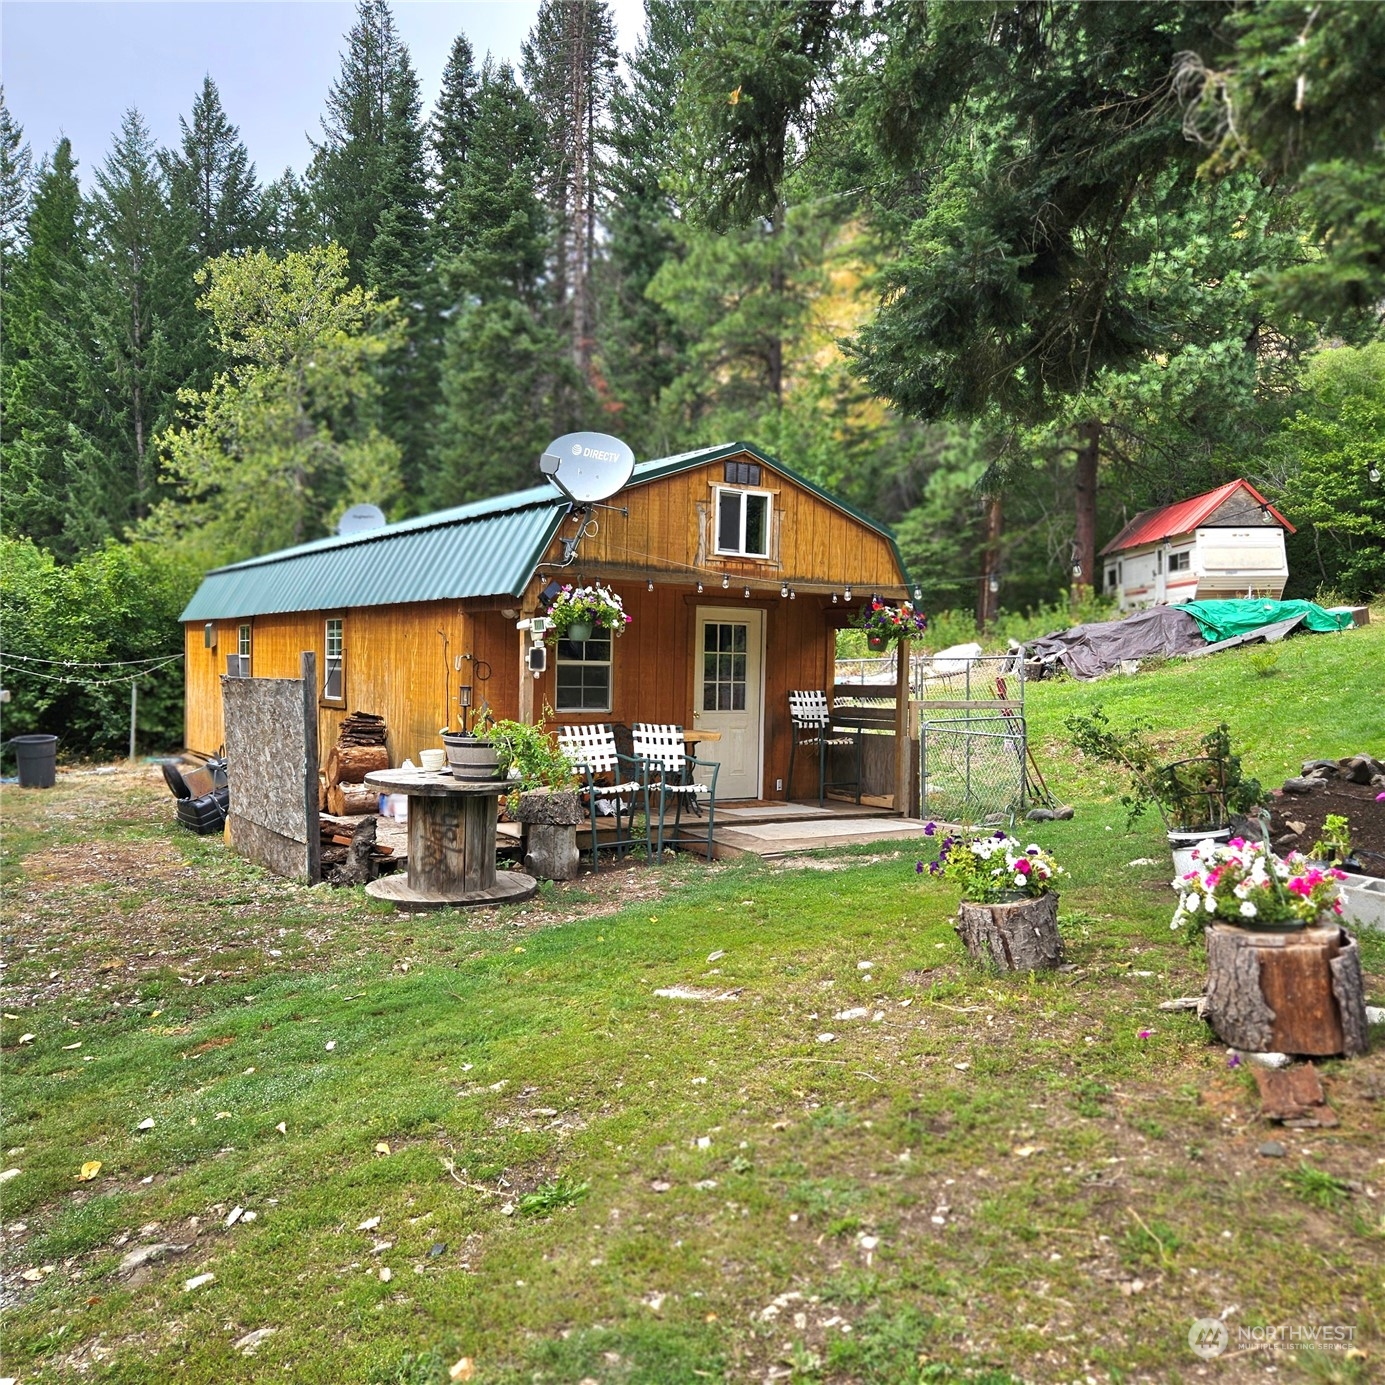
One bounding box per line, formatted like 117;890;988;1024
1268;777;1385;877
22;839;193;886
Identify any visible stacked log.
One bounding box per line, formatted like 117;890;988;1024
319;813;396;871
323;711;390;816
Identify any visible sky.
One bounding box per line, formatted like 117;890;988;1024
2;1;645;183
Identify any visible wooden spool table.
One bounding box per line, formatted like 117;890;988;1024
362;768;537;912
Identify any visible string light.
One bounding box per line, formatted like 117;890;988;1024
789;588;796;600
696;581;704;594
913;584;923;602
721;573;730;589
844;587;852;602
646;578;654;592
832;593;838;604
780;583;788;598
743;586;750;599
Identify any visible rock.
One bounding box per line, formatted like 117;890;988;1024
233;1328;276;1355
1280;777;1320;794
1256;1141;1286;1158
1053;806;1075;820
1342;754;1384;784
118;1243;190;1276
1025;808;1056;821
1253;1062;1339;1127
1302;759;1338;776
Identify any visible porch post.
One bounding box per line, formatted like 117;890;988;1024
894;638;912;815
517;606;536;725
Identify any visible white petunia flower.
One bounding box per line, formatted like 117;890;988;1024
1240;900;1257;917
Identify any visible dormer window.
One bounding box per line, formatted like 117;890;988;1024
715;487;771;558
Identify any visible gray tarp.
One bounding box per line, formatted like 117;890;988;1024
1027;606;1206;680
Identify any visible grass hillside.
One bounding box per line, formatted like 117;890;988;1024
1;620;1382;1385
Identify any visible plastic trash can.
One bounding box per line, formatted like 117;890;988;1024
11;734;58;788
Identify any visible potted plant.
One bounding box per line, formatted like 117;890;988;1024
1065;707;1264;875
856;597;929;652
440;704;501;779
1309;814;1359;871
1172;836;1346;941
545;583;631;644
487;718;578;813
919;826;1065;971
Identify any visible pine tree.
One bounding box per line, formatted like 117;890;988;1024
310;0;436;497
0;87;33;261
430;31;479;257
0;137;94;553
430;61;583;507
161;75;263;260
262;167;322;252
81;110;201;534
522;0;619;382
598;0;699;450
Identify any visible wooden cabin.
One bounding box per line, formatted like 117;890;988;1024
180;443;913;803
1100;479;1294;612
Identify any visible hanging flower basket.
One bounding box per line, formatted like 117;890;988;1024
855;597;928;647
545;583;630;644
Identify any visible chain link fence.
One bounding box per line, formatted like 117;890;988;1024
919;713;1028;827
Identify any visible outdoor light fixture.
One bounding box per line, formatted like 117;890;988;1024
781;583;789;598
844;586;852;602
1372;466;1382;483
1071;562;1083;578
647;578;654;591
458;683;473;734
744;586;751;598
913;584;923;602
696;581;704;593
988;573;1000;595
832;592;838;604
722;573;730;589
789;588;796;600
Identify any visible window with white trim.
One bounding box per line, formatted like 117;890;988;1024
555;632;612;712
324;617;344;701
226;623;251;677
714;487;771;557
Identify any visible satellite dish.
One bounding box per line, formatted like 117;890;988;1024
337;504;388;536
539;431;635;505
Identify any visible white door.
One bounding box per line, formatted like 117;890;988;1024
693;606;764;800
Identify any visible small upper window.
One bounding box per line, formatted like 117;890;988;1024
324;618;344;701
724;461;761;487
226;623;251;678
715;487;771;558
1169;551;1191;572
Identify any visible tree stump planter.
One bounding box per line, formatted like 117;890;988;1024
516;789;583;882
1205;923;1369;1057
955;893;1063;972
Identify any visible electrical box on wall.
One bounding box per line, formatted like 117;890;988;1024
527;645;548;674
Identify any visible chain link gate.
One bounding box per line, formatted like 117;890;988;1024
916;650;1028;828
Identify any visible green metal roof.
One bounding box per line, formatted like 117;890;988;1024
179;442;910;623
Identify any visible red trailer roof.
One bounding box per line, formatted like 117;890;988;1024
1100;479;1293;556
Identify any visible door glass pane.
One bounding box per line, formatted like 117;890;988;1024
701;622;750;715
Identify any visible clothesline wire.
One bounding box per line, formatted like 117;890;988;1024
0;654;185;687
0;649;184;668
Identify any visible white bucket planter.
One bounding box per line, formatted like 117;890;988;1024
1169;827;1231;884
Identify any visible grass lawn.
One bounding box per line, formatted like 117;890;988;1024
2;618;1384;1384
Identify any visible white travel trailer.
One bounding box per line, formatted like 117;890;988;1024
1100;479;1294;612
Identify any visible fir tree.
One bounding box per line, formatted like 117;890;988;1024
310;0;436;496
0;138;94;553
81;109;201;534
161;75;263;260
429;31;479;257
0;87;33;260
430;61;583;507
522;0;619;382
262;167;322;252
598;0;699;450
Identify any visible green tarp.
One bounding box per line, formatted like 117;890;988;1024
1180;599;1354;643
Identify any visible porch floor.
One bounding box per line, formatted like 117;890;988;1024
710;798;934;859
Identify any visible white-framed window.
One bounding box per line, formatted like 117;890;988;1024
226;623;251;677
1105;566;1118;591
714;487;771;558
555;631;612;712
323;617;344;702
1169;551;1191;572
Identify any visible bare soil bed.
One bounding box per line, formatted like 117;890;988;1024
1269;778;1385;878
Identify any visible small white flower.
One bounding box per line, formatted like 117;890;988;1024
1204;895;1217;913
1182;893;1200;912
1014;874;1026;887
1239;900;1257;918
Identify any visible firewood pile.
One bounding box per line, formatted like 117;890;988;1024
319;813;396;871
323;711;390;815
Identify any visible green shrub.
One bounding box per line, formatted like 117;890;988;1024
0;537;198;758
